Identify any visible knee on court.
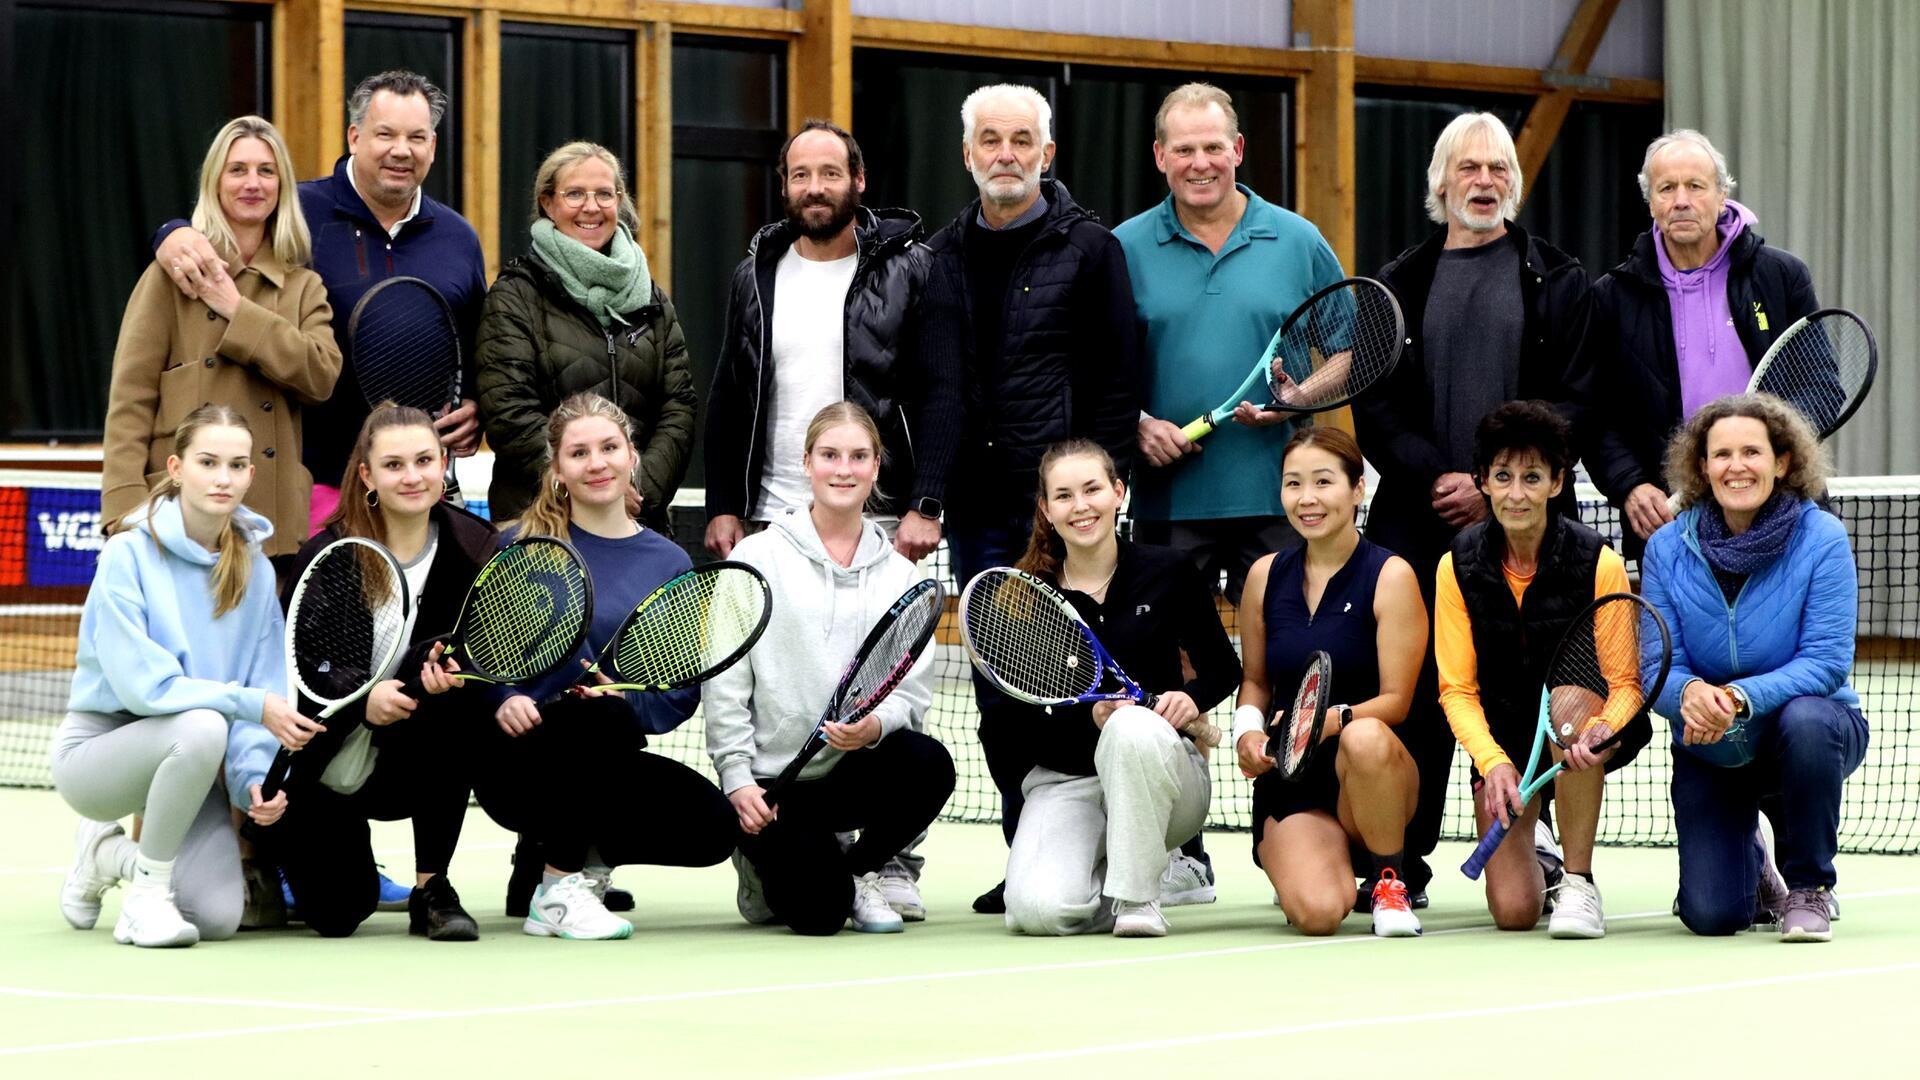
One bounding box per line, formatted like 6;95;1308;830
1279;891;1350;936
1677;889;1751;936
1003;882;1089;937
177;887;243;942
1488;887;1543;931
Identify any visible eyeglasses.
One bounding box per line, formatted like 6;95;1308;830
558;188;621;208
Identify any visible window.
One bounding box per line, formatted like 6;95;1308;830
854;49;1295;233
671;35;787;488
498;22;634;258
344;10;462;211
5;1;270;439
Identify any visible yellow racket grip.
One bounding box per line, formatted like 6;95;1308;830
1179;416;1215;442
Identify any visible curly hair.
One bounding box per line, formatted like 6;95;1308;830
1663;392;1830;510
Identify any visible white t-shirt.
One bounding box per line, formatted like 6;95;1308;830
751;247;857;520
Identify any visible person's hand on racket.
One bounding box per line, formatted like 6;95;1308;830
261;693;324;750
1623;482;1676;540
417;644;461;696
1236;728;1276;778
434;398;482;457
364;680;420;726
1680;679;1737;745
495;694;543;737
1138;416;1198;466
824;714;882;751
1432;472;1488;527
1230;400;1291;428
1562;719;1614;772
157;226;223;300
730;785;776;834
705;514;747;558
246;783;288;828
1479;762;1524;828
1149;690;1199;731
568;657;620;699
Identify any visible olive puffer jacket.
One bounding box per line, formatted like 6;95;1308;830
475;252;697;529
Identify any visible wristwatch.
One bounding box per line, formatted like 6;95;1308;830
910;496;944;520
1725;684;1751;719
1332;704;1353;731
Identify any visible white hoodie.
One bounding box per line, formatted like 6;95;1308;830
703;508;934;795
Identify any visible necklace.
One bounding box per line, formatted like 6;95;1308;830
1062;559;1119;597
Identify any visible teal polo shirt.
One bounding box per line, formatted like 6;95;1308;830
1114;185;1343;522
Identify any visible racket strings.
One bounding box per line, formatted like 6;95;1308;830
614;569;767;684
1279;667;1325;776
351;284;461;410
1753;315;1875;435
466;546;590;680
290;547;408;703
962;573;1101;702
1269;282;1402;408
843;589;942;715
1544;598;1647;746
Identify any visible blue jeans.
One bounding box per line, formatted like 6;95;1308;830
1671;695;1868;935
947;510;1038;846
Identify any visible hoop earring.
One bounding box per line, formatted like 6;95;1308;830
364;487;379;509
553;479;569;500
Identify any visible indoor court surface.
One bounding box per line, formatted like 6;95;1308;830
2;786;1915;1078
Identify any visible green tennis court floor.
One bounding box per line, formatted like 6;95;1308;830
1;786;1914;1078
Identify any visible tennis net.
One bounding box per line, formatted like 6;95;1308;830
4;473;1915;854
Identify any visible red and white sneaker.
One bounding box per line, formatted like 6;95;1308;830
1370;869;1422;937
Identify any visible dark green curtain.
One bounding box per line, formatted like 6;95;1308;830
8;2;268;438
498;23;633;259
343;12;461;211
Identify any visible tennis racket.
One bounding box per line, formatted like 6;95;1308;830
551;561;772;697
958;567;1156;709
400;536;593;698
1179;277;1407;443
1266;650;1336;782
1461;592;1672;880
349;276;464;502
762;578;944;805
1667;308;1878;513
262;538;414;799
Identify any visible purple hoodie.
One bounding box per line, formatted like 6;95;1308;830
1655;199;1760;418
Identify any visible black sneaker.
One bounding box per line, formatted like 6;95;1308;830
410;874;479;942
972;880;1007;915
506;835;541;918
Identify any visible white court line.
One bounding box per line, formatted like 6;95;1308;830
4;887;1917;1058
817;961;1920;1079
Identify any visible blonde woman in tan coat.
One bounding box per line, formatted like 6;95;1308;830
103;116;341;559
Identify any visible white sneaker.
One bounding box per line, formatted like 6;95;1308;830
1535;819;1565;912
850;873;904;933
878;874;926;922
1160;852;1216;906
732;851;775;925
1113;899;1168;937
1369;869;1423;938
61;819;123;930
1547;874;1606;939
113;883;199;948
522;873;633;940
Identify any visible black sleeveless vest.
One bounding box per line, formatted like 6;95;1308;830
1451;514;1606;732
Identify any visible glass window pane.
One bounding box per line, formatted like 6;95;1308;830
9;2;268;439
499;23;633;258
1525;100;1664;275
672;37;783;130
344;12;462;211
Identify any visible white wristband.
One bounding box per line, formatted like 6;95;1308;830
1232;704;1267;743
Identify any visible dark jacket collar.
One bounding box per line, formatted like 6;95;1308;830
746;205;924;266
932;177;1093;254
1610;225;1766;289
1382;221;1572;285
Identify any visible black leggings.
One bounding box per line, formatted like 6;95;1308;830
471;694;735;874
740;729;955;936
271;717;473;937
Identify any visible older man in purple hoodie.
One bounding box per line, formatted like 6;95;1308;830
1583;129;1820;553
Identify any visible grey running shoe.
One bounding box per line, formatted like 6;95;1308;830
1780;888;1833;943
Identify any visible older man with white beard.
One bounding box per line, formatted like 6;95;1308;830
917;83;1143;915
1352;111;1598;917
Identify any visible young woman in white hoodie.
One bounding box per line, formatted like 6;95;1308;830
704;402;956;935
54;404;309;946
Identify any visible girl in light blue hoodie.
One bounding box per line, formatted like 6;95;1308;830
53;404;310;947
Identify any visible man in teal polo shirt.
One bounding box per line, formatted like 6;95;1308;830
1117;83;1344;606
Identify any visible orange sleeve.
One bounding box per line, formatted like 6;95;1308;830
1587;548;1642;734
1435;554;1512;776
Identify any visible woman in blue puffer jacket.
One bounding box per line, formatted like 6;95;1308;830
1640;393;1867;943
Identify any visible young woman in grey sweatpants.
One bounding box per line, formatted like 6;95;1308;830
1000;441;1242;938
55;406;308;947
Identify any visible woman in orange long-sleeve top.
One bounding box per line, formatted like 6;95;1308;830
1433;401;1647;938
103;116;341;560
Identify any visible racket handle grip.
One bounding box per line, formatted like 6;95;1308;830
1179;417;1214;443
1460;819;1511;880
261;747;292;802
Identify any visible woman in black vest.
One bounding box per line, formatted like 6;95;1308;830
1434;401;1648;937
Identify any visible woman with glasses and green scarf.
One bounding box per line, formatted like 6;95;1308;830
477;141;697;534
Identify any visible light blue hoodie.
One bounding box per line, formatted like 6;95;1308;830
67;496;286;808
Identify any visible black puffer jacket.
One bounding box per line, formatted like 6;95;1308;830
919;179;1141;518
475;252;697;530
703;206;945;519
1583;226;1817;507
1357;224;1590;576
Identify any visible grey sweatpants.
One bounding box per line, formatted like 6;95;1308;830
1004;706;1211;936
50;709;245;940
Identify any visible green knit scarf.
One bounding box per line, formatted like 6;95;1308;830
529;217;653;329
